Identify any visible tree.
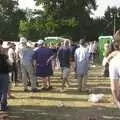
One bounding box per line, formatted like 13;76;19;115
103;7;120;35
34;0;97;41
19;9;47;41
0;0;26;40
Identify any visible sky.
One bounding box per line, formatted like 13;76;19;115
18;0;120;17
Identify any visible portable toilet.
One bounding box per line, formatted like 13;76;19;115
98;36;113;62
44;37;65;45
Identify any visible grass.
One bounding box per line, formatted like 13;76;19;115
8;65;120;120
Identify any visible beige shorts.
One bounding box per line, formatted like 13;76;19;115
61;67;70;79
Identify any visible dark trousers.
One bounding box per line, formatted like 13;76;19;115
0;74;9;107
10;62;18;83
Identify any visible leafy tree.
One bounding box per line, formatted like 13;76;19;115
19;9;47;41
34;0;97;41
103;7;120;35
0;0;26;40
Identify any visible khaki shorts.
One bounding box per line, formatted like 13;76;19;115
61;67;70;79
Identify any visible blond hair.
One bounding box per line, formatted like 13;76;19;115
114;29;120;43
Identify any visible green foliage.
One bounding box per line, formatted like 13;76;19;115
19;17;47;41
33;0;97;41
103;7;120;35
0;0;26;40
19;0;120;42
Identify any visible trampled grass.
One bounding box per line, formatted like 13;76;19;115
8;66;120;120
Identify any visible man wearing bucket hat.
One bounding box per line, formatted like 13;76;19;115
17;37;38;92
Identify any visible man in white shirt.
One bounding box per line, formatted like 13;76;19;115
74;39;89;91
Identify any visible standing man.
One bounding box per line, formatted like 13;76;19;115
18;37;38;92
57;39;71;91
33;40;54;90
74;39;89;91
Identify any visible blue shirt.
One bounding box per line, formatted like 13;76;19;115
19;47;34;65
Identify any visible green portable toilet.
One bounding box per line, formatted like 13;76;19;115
44;37;65;45
98;36;113;62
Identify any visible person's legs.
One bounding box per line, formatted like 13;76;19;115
26;64;36;90
110;79;120;107
41;77;47;89
47;76;52;89
0;74;9;111
62;67;70;89
1;91;8;110
60;68;64;89
21;64;28;91
82;61;89;90
13;62;18;85
82;75;88;90
109;63;120;107
77;74;83;91
0;91;2;110
17;61;22;81
64;68;70;87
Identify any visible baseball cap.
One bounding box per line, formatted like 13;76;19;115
37;39;44;45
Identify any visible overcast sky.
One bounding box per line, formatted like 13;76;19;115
18;0;120;17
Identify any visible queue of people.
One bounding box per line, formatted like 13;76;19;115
0;36;100;111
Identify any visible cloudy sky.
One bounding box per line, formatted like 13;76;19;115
18;0;120;17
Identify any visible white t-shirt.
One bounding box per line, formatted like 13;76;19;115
75;45;89;62
8;48;16;63
88;43;94;53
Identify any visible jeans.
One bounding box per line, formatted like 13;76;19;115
0;74;9;106
9;62;18;83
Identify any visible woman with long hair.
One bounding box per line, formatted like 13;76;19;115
105;29;120;108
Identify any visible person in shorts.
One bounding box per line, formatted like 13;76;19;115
57;39;71;91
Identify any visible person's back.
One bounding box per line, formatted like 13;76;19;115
70;44;78;61
75;45;89;63
58;46;71;68
35;47;53;65
19;46;34;65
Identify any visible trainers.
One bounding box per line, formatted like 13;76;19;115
1;104;8;111
24;89;29;92
32;88;40;92
47;86;53;90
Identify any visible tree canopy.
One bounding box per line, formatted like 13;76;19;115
32;0;97;41
0;0;26;40
1;0;120;42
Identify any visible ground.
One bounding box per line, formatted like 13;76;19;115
8;66;120;120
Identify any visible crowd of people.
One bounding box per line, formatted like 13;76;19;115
0;35;107;112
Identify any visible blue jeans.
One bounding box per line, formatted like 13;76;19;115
0;74;9;106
